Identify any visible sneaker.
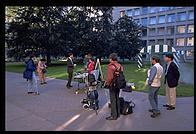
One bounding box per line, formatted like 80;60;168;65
27;92;33;94
163;104;170;107
167;106;175;110
35;92;40;95
150;112;160;118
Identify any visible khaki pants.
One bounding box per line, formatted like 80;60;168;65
165;81;176;106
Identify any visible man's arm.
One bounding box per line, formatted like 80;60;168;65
148;66;157;85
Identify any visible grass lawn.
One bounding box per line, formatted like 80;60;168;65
6;61;194;97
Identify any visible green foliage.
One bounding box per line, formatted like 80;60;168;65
5;6;144;64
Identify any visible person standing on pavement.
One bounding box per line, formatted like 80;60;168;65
87;56;95;74
83;54;89;71
163;53;180;110
66;53;76;88
105;53;123;120
146;55;163;118
23;54;40;95
37;58;47;85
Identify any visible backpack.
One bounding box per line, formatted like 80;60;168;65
111;64;126;89
119;97;135;115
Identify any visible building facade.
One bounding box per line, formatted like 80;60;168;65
112;7;194;61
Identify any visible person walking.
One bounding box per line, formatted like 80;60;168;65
23;54;40;95
163;53;180;110
66;53;76;88
105;53;123;120
146;55;163;118
37;58;47;85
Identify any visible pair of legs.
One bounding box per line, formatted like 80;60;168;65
165;81;176;108
38;72;46;84
67;72;73;87
28;72;39;94
107;87;120;119
148;86;160;114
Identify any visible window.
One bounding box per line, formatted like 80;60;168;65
150;7;157;13
149;40;155;45
168;7;175;10
167;14;175;22
158;39;164;45
141;18;147;26
134;19;140;24
134;8;140;16
159;7;167;12
142;28;147;36
167;39;174;46
187;37;194;46
188;25;194;33
150;16;156;24
177;38;184;46
142;7;148;14
158;27;165;35
177;25;186;33
167;26;174;34
158;15;165;23
149;28;156;35
186;50;194;57
127;9;132;17
120;11;125;17
178;12;186;21
188;11;194;20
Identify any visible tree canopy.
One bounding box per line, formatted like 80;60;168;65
5;6;145;64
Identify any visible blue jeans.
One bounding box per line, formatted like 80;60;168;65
28;72;39;93
148;86;160;113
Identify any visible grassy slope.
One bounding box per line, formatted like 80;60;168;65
6;62;194;97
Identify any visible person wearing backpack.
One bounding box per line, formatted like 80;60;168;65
23;54;40;95
105;53;125;120
146;55;163;118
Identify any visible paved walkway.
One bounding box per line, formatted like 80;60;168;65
6;72;194;131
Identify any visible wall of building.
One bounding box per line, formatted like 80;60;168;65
112;7;194;62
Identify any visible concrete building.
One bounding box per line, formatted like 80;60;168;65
112;7;194;62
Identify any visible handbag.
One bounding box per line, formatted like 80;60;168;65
42;69;47;73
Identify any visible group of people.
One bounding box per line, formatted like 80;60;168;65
23;54;47;95
104;53;180;120
23;52;180;120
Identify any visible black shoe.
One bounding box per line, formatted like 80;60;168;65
148;109;153;113
27;92;33;94
150;112;160;118
40;83;44;85
167;106;175;110
163;104;170;107
69;85;73;87
43;82;47;84
106;116;117;120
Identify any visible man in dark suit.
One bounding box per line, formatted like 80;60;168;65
66;53;76;88
163;53;180;110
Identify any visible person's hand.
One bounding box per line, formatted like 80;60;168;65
74;64;77;67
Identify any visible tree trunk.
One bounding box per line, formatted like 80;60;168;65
46;52;51;65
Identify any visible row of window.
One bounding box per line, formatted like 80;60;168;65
148;25;194;36
148;37;194;47
121;7;191;17
131;11;194;25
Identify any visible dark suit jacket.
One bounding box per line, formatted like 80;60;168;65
164;62;180;88
67;58;74;73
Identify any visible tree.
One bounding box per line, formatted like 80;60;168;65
111;15;145;60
